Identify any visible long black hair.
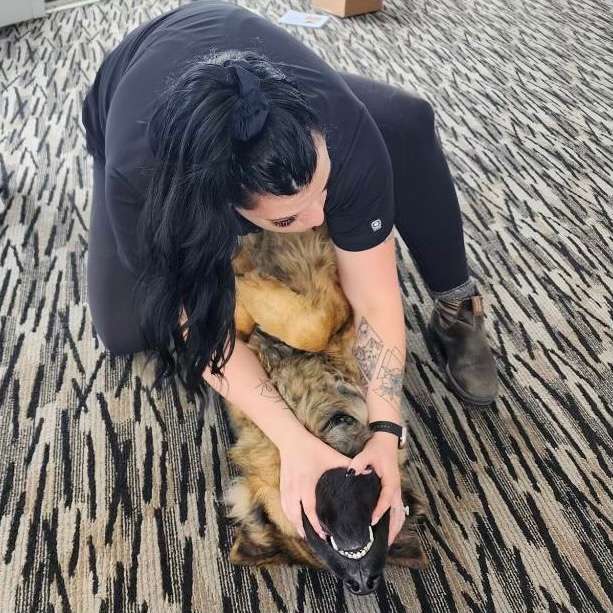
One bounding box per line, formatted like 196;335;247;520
134;49;323;398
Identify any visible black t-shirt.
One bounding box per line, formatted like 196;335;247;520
81;1;394;274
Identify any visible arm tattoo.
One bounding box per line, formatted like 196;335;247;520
255;379;286;406
375;347;404;407
352;317;384;382
356;368;369;397
352;316;404;407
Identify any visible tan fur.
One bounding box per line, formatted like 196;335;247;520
233;226;351;351
226;224;427;568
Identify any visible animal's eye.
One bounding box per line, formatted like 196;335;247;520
326;412;356;429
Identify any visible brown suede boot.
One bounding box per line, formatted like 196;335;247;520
427;294;498;405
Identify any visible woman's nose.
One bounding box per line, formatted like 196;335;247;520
304;204;325;228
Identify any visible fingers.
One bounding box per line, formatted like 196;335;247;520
388;495;406;545
281;488;326;540
347;452;374;476
388;506;406;546
277;441;350;541
281;489;306;539
301;494;326;540
371;484;395;526
387;490;407;545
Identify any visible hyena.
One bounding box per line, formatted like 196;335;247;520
225;224;427;595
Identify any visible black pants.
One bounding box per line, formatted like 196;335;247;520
87;73;470;355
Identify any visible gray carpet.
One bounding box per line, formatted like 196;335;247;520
0;0;612;611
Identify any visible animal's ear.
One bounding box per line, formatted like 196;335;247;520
230;527;289;567
334;378;365;401
249;330;297;371
387;532;427;568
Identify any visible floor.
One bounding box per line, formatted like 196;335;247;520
0;0;611;611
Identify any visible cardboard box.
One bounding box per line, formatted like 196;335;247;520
312;0;383;18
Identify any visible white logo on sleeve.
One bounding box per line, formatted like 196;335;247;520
370;218;382;232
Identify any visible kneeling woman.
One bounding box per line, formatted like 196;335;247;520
82;1;497;547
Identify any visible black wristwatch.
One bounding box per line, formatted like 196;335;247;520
369;421;407;449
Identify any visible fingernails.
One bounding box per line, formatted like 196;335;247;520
371;515;379;526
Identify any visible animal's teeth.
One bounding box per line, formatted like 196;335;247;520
329;535;339;552
329;526;375;560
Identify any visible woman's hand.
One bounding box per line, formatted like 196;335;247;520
279;433;351;539
348;432;404;546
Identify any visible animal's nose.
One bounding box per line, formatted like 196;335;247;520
345;579;361;594
345;573;382;595
366;574;381;591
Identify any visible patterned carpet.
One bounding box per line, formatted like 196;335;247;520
0;0;612;611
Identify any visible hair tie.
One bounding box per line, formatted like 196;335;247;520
228;64;270;142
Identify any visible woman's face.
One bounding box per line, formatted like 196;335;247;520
235;134;331;233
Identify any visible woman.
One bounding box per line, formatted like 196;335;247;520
82;1;497;546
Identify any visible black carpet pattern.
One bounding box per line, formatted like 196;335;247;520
0;0;611;611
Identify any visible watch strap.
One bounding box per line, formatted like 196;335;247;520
369;420;403;438
369;421;407;449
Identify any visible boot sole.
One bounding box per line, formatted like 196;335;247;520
426;324;496;406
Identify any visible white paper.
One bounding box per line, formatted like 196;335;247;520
278;10;330;28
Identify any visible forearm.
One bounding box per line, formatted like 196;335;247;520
351;293;406;424
202;335;308;450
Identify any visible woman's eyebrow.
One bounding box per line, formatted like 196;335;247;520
268;167;331;223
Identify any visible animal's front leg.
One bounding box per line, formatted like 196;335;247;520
236;272;335;352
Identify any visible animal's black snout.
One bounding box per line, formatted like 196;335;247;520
315;467;381;550
301;467;390;595
344;572;381;595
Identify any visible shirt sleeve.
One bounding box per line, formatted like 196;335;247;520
324;108;395;252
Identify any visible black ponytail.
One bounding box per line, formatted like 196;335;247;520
133;50;323;398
